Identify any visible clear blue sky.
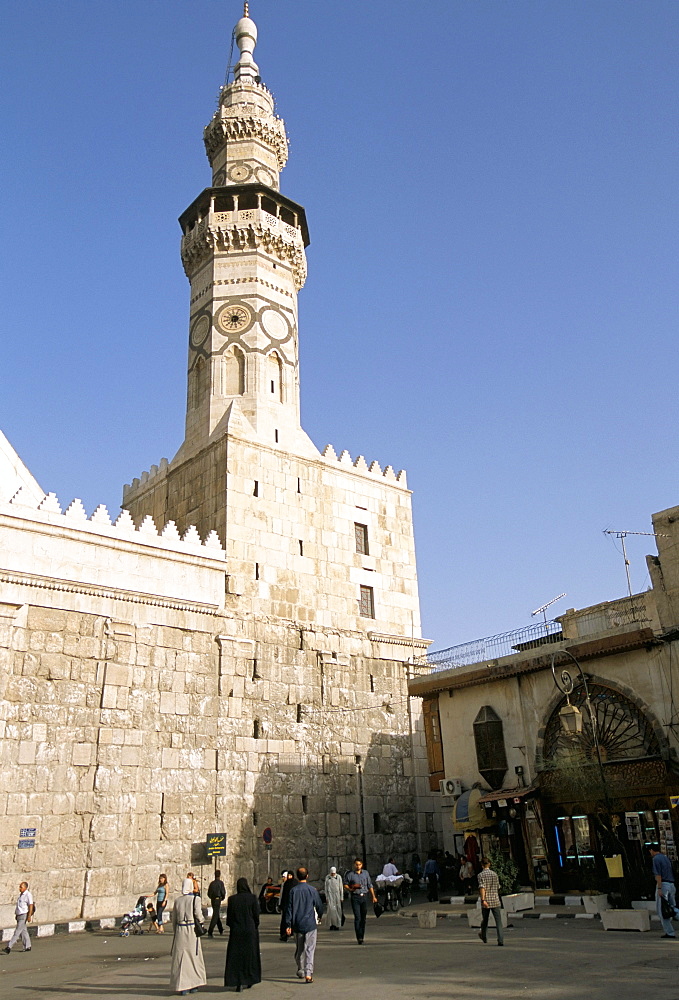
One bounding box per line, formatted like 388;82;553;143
2;1;678;649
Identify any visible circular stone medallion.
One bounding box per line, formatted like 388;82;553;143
228;163;252;183
256;166;275;187
217;302;253;335
260;308;290;342
190;314;210;347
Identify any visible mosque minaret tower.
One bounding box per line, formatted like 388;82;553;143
124;3;424;647
177;5;310;458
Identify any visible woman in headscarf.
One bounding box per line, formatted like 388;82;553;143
324;866;344;930
170;878;207;996
224;878;261;992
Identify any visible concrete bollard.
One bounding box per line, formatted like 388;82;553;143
417;910;438;929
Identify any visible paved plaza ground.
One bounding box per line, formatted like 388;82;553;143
0;909;676;1000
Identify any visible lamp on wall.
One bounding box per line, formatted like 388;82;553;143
559;701;583;735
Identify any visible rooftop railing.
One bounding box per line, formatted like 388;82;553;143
418;620;563;673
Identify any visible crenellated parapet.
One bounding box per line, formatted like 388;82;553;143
5;487;224;555
321;444;408;488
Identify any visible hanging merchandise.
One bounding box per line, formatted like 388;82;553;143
625;812;643;842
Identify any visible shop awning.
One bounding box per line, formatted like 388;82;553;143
478;785;537;804
453;787;487;831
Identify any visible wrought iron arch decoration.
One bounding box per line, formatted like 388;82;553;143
542;682;661;766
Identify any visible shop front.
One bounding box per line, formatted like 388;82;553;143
536;680;679;896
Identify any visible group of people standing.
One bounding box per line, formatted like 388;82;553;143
419;850;480;901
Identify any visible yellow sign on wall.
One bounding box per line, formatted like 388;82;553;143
206;833;227;857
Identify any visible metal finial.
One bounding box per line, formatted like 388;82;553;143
244;2;249;15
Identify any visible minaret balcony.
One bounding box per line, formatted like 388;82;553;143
179;185;309;246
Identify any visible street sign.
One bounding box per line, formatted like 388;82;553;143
264;845;272;851
206;833;227;857
18;839;35;849
20;828;37;838
262;827;272;844
671;796;679;809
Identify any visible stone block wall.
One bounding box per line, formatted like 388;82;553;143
0;581;433;924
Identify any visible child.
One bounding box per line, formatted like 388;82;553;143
146;902;159;932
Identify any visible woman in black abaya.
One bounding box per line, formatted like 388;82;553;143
224;878;261;992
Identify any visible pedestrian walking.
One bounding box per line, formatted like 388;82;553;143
423;852;440;902
477;858;504;946
207;869;226;937
344;859;377;945
154;874;169;933
649;844;679;938
324;867;344;930
279;871;297;942
224;878;261;992
285;866;323;983
169;878;207;995
3;881;34;954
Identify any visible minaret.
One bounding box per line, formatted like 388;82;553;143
177;5;310;460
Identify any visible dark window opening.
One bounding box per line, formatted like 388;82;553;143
253;481;259;496
275;429;279;443
355;523;369;555
270;380;275;393
297;477;301;493
239;190;258;210
261;196;277;215
301;795;308;814
370;674;374;693
280;206;295;226
298;540;304;555
252;811;258;827
359;585;375;618
255;562;260;580
253;719;261;739
297;704;303;723
473;705;508;790
252;658;260;680
299;628;304;650
214;194;234;213
373;813;382;834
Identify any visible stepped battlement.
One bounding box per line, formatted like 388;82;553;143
321;445;408;488
122;458;169;501
5;487;224;558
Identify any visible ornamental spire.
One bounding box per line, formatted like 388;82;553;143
233;6;259;83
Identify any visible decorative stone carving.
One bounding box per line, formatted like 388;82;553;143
204;115;289;171
181;221;307;290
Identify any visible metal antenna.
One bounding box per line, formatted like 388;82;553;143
603;529;668;598
531;593;567;626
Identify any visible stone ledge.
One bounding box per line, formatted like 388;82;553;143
2;917;123;942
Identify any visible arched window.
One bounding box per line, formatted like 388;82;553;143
189;357;205;409
224;346;245;395
268;351;283;401
542;683;661;766
473;706;508;790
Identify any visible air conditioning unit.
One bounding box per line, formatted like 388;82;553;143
439;777;462;798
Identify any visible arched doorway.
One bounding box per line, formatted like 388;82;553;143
537;680;674;894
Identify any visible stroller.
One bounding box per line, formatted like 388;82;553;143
120;895;148;935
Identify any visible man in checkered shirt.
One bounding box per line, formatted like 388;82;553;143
477;859;504;946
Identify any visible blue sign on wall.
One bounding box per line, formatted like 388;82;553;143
18;839;35;849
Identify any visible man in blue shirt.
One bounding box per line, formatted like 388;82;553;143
344;859;377;945
285;867;323;982
650;844;679;938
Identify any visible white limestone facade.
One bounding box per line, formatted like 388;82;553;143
0;9;436;924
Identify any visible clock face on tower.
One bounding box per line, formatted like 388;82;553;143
217;303;252;334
